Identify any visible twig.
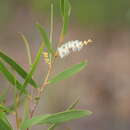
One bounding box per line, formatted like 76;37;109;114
30;0;65;119
30;63;52;118
15;94;20;130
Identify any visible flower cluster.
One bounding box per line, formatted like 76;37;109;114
57;39;92;58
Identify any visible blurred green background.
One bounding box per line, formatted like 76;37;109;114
0;0;130;130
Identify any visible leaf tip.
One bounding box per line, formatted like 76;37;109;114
85;110;93;116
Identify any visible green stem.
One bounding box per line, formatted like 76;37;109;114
50;3;54;43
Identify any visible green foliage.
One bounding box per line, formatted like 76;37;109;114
21;114;50;130
0;112;13;130
49;61;87;84
0;51;38;88
1;0;130;27
48;97;80;130
21;109;92;130
60;0;71;35
0;0;92;129
20;43;44;94
0;105;11;113
36;23;54;54
20;33;32;66
0;60;22;90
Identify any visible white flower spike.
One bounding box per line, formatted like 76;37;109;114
58;39;92;58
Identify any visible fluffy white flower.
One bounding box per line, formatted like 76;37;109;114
57;39;92;58
58;46;69;58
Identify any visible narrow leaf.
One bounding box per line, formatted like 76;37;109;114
48;97;80;130
20;33;32;66
0;105;11;113
67;97;80;110
48;124;56;130
21;109;92;130
0;112;13;130
0;60;22;90
21;114;50;130
49;62;88;84
60;0;71;17
60;0;65;16
36;23;54;54
62;15;69;36
0;51;38;88
20;43;44;94
39;109;92;124
60;0;71;35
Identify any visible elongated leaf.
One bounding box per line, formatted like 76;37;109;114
60;0;71;17
0;51;38;88
21;109;92;130
0;105;11;113
60;0;71;35
21;114;50;130
0;112;13;130
20;33;32;66
36;23;54;54
20;43;44;94
62;14;69;36
0;60;22;90
40;109;92;124
48;97;80;130
60;0;65;16
67;97;80;110
48;124;56;130
49;62;87;84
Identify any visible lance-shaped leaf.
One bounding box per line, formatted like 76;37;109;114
0;51;38;88
21;109;92;130
21;114;50;130
49;61;87;84
36;23;54;54
20;43;44;94
0;60;22;90
0;105;11;113
0;112;13;130
20;33;32;66
48;97;80;130
60;0;71;35
60;0;71;16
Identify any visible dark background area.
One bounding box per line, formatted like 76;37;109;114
0;0;130;130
